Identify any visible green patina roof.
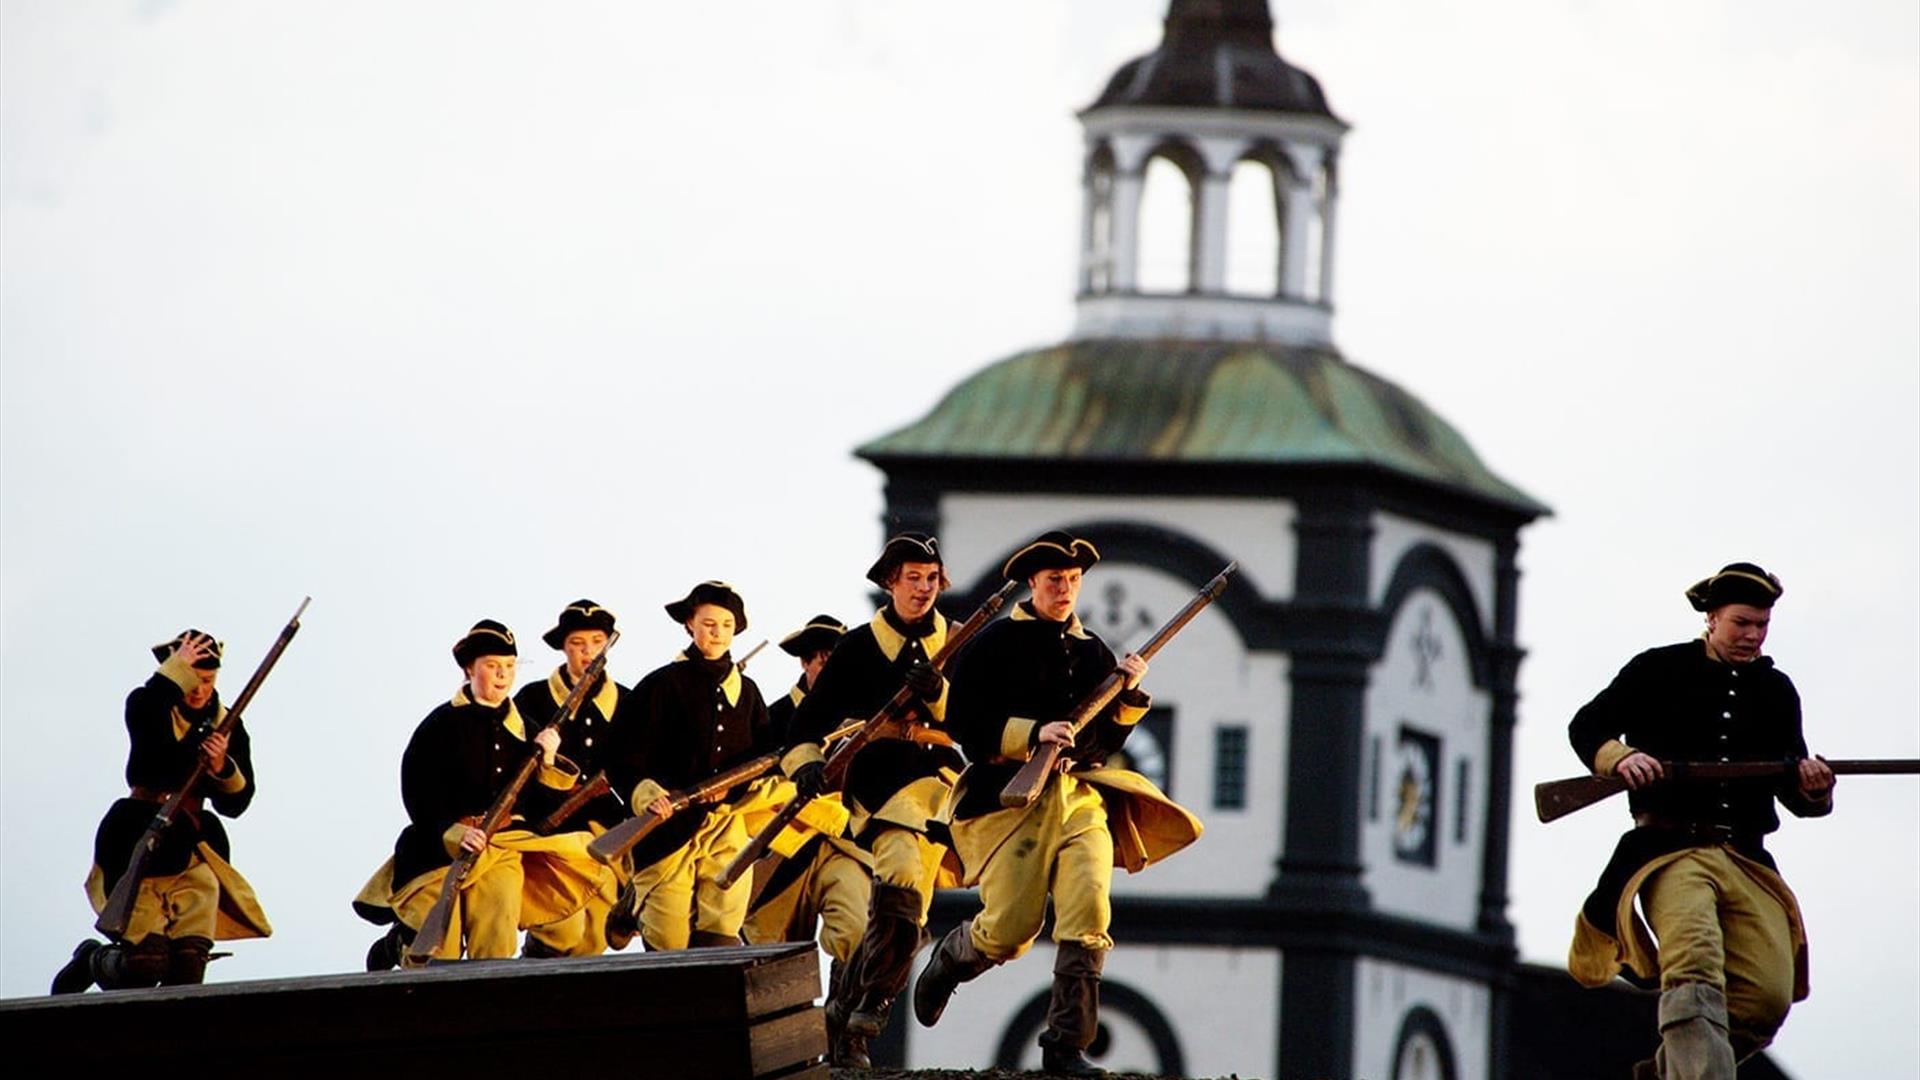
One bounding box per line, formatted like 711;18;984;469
857;339;1547;516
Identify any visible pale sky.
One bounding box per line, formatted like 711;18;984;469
3;2;1915;1076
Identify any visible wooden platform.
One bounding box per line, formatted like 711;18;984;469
1;942;826;1080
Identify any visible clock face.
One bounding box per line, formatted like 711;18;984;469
1392;726;1440;867
1109;707;1173;794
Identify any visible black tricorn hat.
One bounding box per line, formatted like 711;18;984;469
865;533;943;588
1002;531;1101;582
1686;563;1784;613
542;599;617;650
779;614;849;658
453;619;518;668
151;630;223;669
665;581;748;634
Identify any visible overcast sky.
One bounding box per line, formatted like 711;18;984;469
3;2;1915;1075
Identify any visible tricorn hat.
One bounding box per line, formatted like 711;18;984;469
665;581;748;634
1686;563;1784;613
1002;530;1101;582
779;614;849;658
151;630;223;669
865;533;944;588
453;619;518;668
542;599;617;650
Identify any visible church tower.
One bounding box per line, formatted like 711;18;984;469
861;4;1547;1077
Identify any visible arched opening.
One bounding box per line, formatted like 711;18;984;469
1084;143;1117;294
1225;151;1283;297
1135;142;1203;294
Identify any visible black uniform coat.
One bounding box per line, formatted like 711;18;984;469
786;608;963;836
946;603;1148;824
514;667;628;831
607;650;775;870
1568;639;1831;936
93;659;256;893
767;682;807;748
392;689;569;889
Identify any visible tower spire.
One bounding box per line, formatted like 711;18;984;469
1075;1;1346;345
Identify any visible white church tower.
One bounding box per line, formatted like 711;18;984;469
860;4;1547;1078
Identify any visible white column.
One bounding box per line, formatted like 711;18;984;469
1194;172;1231;294
1280;143;1326;301
1079;170;1101;294
1318;185;1339;306
1110;170;1145;293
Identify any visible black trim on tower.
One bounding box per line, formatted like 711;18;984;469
1375;540;1493;690
1480;535;1525;1080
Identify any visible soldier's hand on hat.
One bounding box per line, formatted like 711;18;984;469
1614;751;1663;790
459;826;488;854
198;730;230;774
1798;754;1835;797
904;661;944;702
1117;652;1149;689
791;761;826;799
174;632;217;667
533;727;560;766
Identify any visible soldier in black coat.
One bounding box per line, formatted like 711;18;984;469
1566;564;1834;1080
54;631;271;993
512;599;627;957
604;582;776;951
781;534;963;1067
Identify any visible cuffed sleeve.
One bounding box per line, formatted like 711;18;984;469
537;753;581;790
1112;687;1152;725
1592;739;1634;778
441;823;471;857
157;653;200;694
999;718;1038;762
209;760;249;794
780;742;826;775
923;678;950;723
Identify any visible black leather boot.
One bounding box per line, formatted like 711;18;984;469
1037;942;1107;1077
91;934;170;990
604;880;640;952
844;883;923;1039
163;936;213;986
366;923;414;971
913;920;995;1027
50;940;102;994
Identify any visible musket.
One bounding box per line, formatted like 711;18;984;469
535;770;612;834
97;597;311;939
586;715;865;866
1001;563;1236;808
408;629;619;962
716;578;1025;888
1534;758;1920;823
736;639;769;672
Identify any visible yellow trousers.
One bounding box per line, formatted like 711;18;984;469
628;807;753;950
868;826;944;926
742;840;874;964
115;860;221;944
969;775;1114;963
1641;846;1797;1056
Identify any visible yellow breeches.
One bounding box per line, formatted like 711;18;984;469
742;840;874;964
868;826;945;925
967;774;1115;963
103;861;221;943
391;828;614;961
627;806;754;950
1641;846;1799;1056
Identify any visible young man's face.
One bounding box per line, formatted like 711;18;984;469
465;654;517;705
888;561;943;622
801;648;832;686
685;603;736;660
562;630;609;680
1029;566;1084;622
183;668;217;710
1706;602;1771;663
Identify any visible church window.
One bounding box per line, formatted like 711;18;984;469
1213;725;1248;809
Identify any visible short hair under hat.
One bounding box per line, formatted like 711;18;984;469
866;533;944;589
542;599;617;650
665;581;748;634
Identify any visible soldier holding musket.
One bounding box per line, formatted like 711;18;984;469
604;582;776;951
742;616;875;981
513;599;628;958
53;630;272;993
779;534;963;1067
369;620;609;963
1566;563;1834;1080
916;532;1202;1078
